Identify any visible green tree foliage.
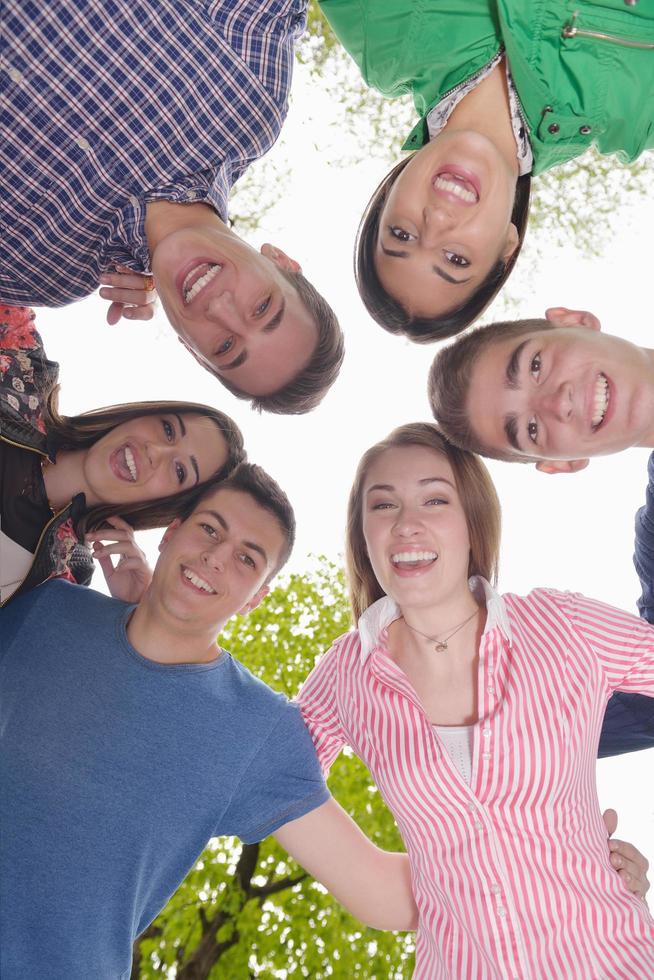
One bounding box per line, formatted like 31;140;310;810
232;1;654;260
132;560;415;979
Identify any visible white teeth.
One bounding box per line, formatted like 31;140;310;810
124;446;137;481
391;551;438;565
591;373;609;428
434;176;477;203
183;263;221;304
183;568;216;593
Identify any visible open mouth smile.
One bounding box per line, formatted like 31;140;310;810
182;262;222;305
111;444;139;482
181;566;217;594
391;550;438;571
432;169;479;204
591;373;610;430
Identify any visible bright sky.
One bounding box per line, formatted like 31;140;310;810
36;61;654;870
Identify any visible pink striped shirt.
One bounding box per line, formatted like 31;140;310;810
296;580;654;979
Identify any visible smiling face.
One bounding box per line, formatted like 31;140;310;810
374;132;519;319
82;413;229;506
152;487;285;632
150;226;317;396
361;445;472;613
466;322;654;468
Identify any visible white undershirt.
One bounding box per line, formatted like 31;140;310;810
433;724;474;785
0;529;34;602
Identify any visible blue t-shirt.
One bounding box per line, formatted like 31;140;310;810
0;580;329;979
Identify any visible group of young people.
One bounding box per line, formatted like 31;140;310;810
3;0;654;977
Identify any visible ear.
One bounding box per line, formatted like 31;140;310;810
535;458;590;475
261;243;302;274
501;223;520;264
544;307;601;332
238;585;269;617
159;518;182;551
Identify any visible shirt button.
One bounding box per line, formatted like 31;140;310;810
491;883;501;894
487;686;495;694
9;67;23;83
498;907;506;918
76;137;90;151
129;194;139;206
579;125;592;135
482;728;491;738
548;123;560;134
482;752;491;760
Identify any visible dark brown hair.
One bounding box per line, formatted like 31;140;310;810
345;422;501;623
355;157;531;344
428;317;555;461
44;392;245;534
217;267;345;414
183;462;295;580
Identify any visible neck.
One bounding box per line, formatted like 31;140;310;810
41;449;92;510
127;595;225;665
144;199;227;253
446;59;520;180
639;346;654;447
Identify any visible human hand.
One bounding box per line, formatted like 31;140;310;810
603;808;650;900
86;516;153;603
98;264;157;324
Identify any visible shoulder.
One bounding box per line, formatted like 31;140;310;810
1;581;126;651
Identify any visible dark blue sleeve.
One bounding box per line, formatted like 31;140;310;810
598;456;654;759
634;453;654;626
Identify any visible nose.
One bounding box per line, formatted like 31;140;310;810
392;507;422;538
540;381;574;422
202;541;226;573
145;441;175;469
204;291;242;330
422;205;456;247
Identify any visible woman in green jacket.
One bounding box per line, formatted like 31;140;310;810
319;0;654;342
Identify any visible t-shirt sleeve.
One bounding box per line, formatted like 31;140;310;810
221;699;330;845
295;641;348;776
560;590;654;695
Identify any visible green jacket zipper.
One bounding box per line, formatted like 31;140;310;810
563;11;654;49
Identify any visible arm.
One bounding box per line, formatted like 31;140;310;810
85;517;153;602
274;798;417;932
295;640;349;774
635;453;654;626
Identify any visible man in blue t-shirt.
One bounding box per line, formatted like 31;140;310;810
0;464;417;979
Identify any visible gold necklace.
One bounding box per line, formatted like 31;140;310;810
402;608;479;652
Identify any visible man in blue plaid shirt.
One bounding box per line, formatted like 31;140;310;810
1;0;344;414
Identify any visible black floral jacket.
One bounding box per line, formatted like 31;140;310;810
1;305;93;605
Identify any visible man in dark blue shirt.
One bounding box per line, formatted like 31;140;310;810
0;464;417;978
1;0;344;413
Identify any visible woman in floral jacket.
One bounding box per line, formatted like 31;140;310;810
0;305;245;605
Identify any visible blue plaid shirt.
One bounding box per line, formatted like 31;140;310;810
0;0;306;307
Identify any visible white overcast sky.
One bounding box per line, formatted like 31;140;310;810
36;63;654;863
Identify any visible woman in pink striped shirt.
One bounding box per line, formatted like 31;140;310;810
297;422;654;979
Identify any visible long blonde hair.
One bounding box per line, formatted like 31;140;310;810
345;423;501;623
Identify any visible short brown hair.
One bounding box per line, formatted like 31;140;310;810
184;462;295;581
217;267;344;414
345;422;501;623
355;159;531;344
428;317;555;461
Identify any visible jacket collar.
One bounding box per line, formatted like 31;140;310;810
357;576;513;663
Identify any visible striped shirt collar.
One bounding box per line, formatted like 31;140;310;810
357;576;513;661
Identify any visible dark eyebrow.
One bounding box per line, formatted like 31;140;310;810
504;413;522;453
433;265;471;286
263;299;285;333
380;244;409;259
220;350;249;371
174;413;199;484
505;340;528;391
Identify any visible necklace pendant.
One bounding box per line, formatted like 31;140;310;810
434;640;448;653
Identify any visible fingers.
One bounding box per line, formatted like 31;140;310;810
99;266;157;323
609;838;650;898
602;808;618;838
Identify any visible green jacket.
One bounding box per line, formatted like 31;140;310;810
319;0;654;175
